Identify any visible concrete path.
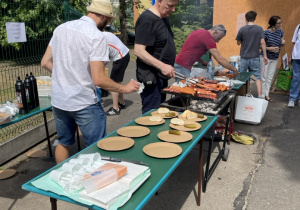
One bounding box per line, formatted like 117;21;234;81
1;61;299;210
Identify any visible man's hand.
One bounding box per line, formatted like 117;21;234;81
160;64;175;78
233;70;239;78
264;56;268;65
288;56;292;65
272;46;279;53
123;80;141;94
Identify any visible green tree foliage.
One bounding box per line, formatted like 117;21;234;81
69;0;89;15
169;2;213;53
0;0;65;50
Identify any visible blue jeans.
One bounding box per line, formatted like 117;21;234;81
239;57;261;80
140;77;168;114
53;102;106;146
174;62;191;82
289;59;300;102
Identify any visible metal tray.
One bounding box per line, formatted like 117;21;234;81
161;88;229;103
161;91;236;116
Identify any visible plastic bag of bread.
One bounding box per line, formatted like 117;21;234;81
0;112;11;125
0;102;19;125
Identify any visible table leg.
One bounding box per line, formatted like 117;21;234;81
203;135;212;192
50;197;57;210
246;78;250;94
197;138;204;206
43;111;53;157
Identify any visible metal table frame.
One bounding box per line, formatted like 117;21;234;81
0;97;82;165
0;97;54;158
161;91;236;193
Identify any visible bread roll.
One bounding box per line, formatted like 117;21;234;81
157;107;169;114
149;115;163;122
170;118;185;125
186;112;197;120
182;110;191;119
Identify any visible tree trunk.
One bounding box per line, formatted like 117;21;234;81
119;0;128;44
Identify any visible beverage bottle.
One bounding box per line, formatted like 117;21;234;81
29;72;39;107
24;74;35;110
15;76;29;114
207;59;215;80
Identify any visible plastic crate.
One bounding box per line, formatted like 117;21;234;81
36;76;52;97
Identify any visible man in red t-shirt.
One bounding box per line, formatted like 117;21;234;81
175;25;239;79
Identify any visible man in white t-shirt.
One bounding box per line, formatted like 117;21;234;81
288;24;300;107
101;32;130;115
41;0;140;163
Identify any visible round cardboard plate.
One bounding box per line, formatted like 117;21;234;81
0;169;17;180
178;114;207;122
97;136;134;151
151;111;179;118
143;142;182;158
169;121;201;131
117;126;150;137
157;130;193;143
135;116;165;126
26;150;47;158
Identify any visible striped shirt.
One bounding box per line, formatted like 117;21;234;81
262;28;284;60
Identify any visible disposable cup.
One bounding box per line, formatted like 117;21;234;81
49;170;70;186
79;153;101;164
61;163;82;174
69;158;91;166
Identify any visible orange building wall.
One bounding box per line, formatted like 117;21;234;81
213;0;300;68
134;0;152;25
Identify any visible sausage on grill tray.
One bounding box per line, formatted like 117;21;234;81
204;79;218;84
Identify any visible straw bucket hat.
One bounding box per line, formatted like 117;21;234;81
86;0;116;19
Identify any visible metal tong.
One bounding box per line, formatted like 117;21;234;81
175;71;202;88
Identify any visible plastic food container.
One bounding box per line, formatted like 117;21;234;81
36;76;52;97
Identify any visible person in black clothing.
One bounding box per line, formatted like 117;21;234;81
134;0;178;114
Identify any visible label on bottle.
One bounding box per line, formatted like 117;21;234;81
25;88;30;103
16;92;23;107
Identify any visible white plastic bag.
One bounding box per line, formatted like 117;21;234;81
234;94;268;125
190;67;207;78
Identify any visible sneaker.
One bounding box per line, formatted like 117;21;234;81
118;102;126;109
106;107;120;115
288;101;295;108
